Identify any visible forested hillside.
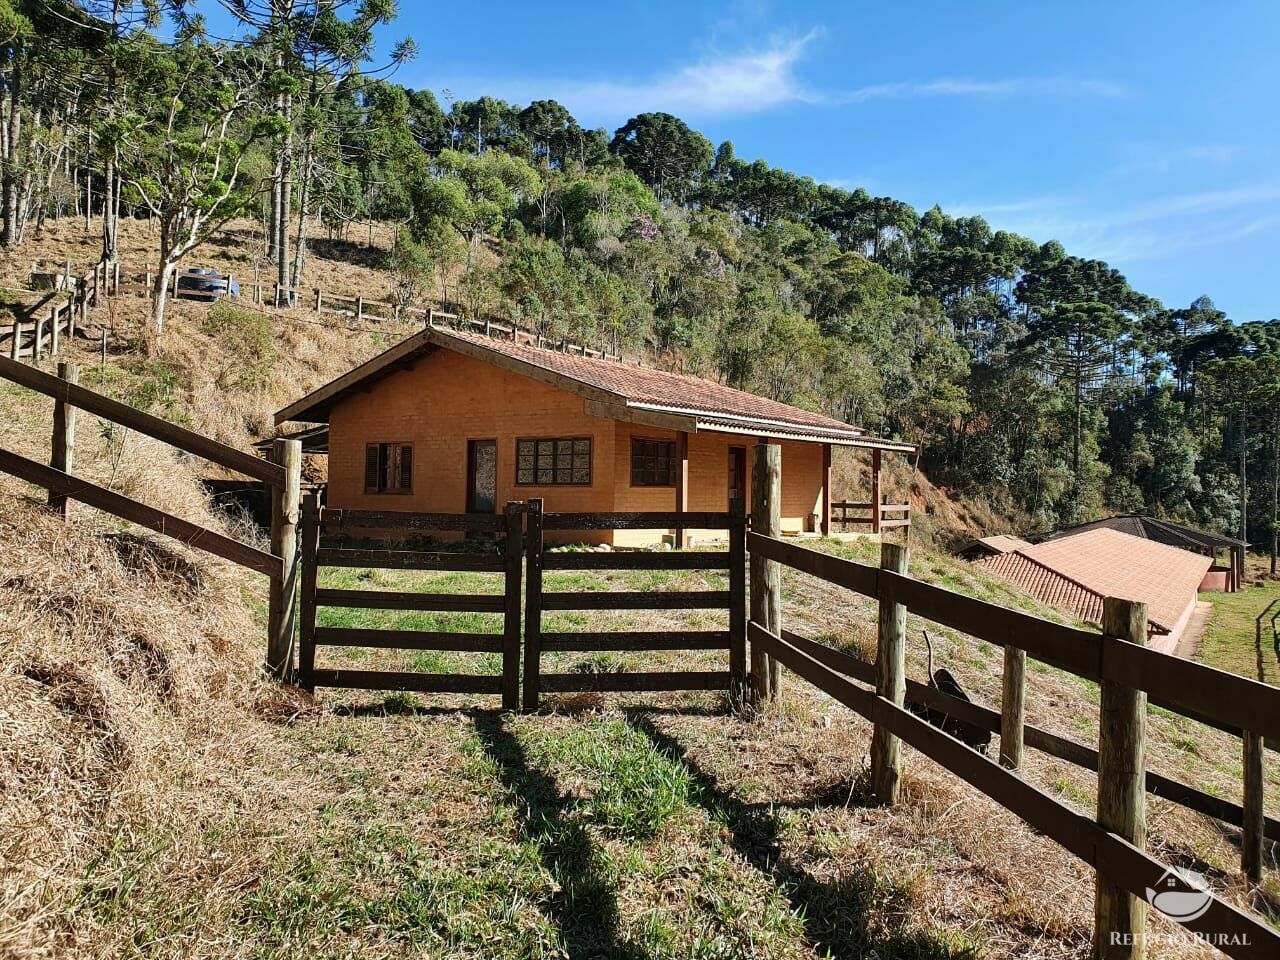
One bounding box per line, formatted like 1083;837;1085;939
1;1;1277;558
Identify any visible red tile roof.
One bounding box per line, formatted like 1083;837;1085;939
439;327;864;436
276;325;917;451
979;528;1211;633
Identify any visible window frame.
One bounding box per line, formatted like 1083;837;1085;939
363;441;414;495
630;436;678;488
514;436;594;487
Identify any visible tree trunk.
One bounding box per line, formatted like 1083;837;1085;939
1239;406;1249;546
3;51;21;248
275;86;294;305
151;260;172;333
289;133;313;291
102;152;118;263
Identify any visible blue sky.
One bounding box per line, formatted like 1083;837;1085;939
207;1;1279;321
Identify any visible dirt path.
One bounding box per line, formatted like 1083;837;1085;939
1174;600;1215;660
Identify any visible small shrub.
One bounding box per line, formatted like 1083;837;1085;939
200;303;277;389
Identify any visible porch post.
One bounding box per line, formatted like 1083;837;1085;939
821;443;832;537
675;430;690;548
871;448;883;534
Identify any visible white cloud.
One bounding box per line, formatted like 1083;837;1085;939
555;32;816;118
424;33;1124;124
826;76;1126;105
950;183;1280;263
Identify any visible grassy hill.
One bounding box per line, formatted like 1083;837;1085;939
0;219;1276;958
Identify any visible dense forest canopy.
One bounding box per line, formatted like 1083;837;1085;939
0;1;1276;561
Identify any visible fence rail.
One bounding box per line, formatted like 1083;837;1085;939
830;498;911;531
0;351;300;677
745;436;1279;958
298;498;523;710
522;499;747;709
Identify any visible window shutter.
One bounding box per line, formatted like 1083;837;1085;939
364;444;379;492
398;445;413;491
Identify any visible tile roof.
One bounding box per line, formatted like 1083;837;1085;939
275;325;917;452
1039;514;1247;550
439;327;865;436
961;535;1033;555
979;527;1211;633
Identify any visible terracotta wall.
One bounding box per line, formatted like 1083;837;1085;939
327;349;826;546
327;350;616;542
611;422;824;546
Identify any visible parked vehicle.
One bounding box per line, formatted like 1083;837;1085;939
175;268;240;302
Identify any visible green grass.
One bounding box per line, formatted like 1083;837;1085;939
1196;578;1280;685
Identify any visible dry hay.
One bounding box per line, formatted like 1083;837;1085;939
0;493;272;958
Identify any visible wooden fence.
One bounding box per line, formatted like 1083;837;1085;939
745;444;1278;959
113;268;624;361
3;259;118;363
298;498;524;710
521;498;748;710
0;354;301;677
830;498;911;532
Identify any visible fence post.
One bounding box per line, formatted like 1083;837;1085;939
749;441;782;704
1243;731;1264;882
100;328;107;367
68;296;76;343
48;362;78;518
522;497;544;711
10;321;20;361
297;492;320;691
1095;597;1148;960
113;261;120;294
871;448;883;534
63;259;72;292
728;496;748;708
34;316;45;360
356;295;364;322
48;307;59;356
1000;645;1027;769
871;542;909;804
502;501;524;711
266;438;302;680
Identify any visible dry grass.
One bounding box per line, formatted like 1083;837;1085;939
0;218;1275;958
2;216;401;305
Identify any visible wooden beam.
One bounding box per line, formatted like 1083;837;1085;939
1095;597;1148;960
0;446;281;577
48;363;77;518
0;354;284;485
871;447;883;535
750;441;782;704
675;431;689;548
821;443;832;537
872;542;909;804
266;438;301;680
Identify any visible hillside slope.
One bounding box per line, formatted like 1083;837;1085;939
0;222;1275;958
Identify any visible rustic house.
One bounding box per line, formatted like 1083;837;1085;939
1035;514;1247;592
976;527;1213;653
274;326;916;546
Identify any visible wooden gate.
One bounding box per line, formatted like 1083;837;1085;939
298;495;523;709
522;499;747;710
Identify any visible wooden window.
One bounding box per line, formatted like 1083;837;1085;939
631;438;677;486
515;437;592;486
364;442;413;494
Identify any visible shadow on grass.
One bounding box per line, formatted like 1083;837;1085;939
472;712;650;960
622;710;976;960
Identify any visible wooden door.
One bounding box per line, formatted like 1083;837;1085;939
728;446;746;507
467;439;497;513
